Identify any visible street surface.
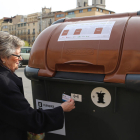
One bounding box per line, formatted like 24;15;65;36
15;66;33;108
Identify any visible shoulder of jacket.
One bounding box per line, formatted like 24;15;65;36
0;72;14;86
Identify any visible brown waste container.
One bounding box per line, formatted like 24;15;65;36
25;11;140;140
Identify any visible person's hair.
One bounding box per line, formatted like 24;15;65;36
0;31;25;64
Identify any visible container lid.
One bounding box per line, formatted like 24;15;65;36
47;17;129;74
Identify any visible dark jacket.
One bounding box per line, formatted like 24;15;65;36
0;66;64;140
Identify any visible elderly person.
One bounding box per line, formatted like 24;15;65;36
0;31;75;140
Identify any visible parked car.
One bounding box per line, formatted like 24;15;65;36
18;47;31;67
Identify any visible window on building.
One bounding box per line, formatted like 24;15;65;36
78;2;80;7
56;14;64;17
33;29;35;34
18;24;20;27
24;23;26;26
68;11;74;15
100;9;103;12
101;0;103;4
21;23;23;27
84;2;86;7
28;29;30;34
79;10;83;13
33;36;35;42
24;29;26;34
109;11;111;14
21;19;24;22
33;23;35;25
3;26;8;29
88;8;92;12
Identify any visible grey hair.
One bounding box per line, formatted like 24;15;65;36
0;31;25;58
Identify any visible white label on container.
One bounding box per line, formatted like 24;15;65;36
58;21;115;41
71;93;82;102
36;99;66;135
91;87;111;108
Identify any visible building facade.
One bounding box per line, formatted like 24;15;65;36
65;6;114;18
27;12;40;46
16;21;27;41
38;7;55;33
0;18;4;31
77;0;88;7
92;0;106;8
92;0;106;9
9;15;27;40
55;11;65;21
1;18;12;32
56;0;114;21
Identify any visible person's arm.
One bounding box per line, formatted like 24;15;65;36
0;75;75;133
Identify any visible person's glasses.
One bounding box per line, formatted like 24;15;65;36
11;54;22;59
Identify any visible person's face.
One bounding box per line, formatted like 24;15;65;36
1;47;22;72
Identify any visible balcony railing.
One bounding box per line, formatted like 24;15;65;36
22;32;26;35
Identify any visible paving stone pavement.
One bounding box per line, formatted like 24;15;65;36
15;66;34;108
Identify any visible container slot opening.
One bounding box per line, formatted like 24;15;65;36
56;64;105;74
54;71;105;82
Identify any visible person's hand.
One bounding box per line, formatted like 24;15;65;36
61;98;75;112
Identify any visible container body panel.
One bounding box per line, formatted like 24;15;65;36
31;79;140;140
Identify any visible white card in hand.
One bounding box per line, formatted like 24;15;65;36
62;94;71;102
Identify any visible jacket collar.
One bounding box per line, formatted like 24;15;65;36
0;66;24;95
